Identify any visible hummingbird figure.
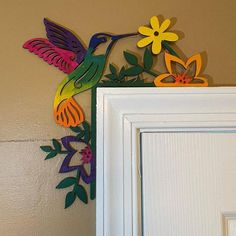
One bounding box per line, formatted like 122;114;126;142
23;18;136;127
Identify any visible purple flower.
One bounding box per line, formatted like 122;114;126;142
59;136;95;184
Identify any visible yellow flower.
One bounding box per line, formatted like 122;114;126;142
154;53;208;87
137;16;179;54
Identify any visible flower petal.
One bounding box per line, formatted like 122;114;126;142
154;73;170;86
150;16;160;31
194;77;208;86
138;26;154;36
137;36;153;48
186;54;202;77
162;32;179;41
159;19;171;32
152;38;162;54
164;52;186;74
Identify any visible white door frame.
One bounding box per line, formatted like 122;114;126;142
96;87;236;236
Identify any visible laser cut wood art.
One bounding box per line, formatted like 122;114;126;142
23;16;209;208
154;53;208;87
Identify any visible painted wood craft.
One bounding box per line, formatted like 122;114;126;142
23;16;209;208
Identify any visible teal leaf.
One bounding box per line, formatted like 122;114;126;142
144;48;153;70
45;151;57;160
102;79;118;84
109;64;117;75
118;66;126;80
76;130;85;140
75;185;88;204
70;125;86;140
125;66;143;76
52;139;61;152
124;51;138;65
40;146;53;153
70;126;82;133
56;177;76;189
82;121;90;132
105;73;117;80
65;191;76;209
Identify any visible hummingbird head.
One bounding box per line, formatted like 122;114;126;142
89;32;137;53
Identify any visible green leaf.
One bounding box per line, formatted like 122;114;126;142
124;51;138;65
40;146;53;153
144;48;153;70
76;130;85;140
45;151;57;160
103;79;119;84
70;125;86;140
125;66;143;76
52;139;61;152
105;73;117;80
82;121;90;132
109;64;117;75
75;185;88;204
56;177;76;189
65;191;76;209
118;66;126;80
70;126;82;133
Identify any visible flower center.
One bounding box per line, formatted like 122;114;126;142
80;146;92;164
154;31;159;37
174;74;193;84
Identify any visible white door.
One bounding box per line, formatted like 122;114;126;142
96;87;236;236
141;131;236;236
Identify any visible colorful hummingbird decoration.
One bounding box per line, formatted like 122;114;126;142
23;18;136;127
23;16;209;209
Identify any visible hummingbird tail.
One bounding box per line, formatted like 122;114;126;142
54;97;84;128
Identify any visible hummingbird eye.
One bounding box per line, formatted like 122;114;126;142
100;37;107;43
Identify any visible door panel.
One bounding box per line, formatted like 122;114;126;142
141;132;236;236
96;87;236;236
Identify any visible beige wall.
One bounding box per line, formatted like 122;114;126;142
0;0;235;235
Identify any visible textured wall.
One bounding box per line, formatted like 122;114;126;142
0;0;235;235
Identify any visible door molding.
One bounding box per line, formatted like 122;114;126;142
96;87;236;236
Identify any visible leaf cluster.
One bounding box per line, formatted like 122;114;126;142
70;121;91;143
40;139;65;160
104;48;155;84
56;174;88;208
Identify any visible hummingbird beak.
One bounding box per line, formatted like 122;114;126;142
111;33;138;41
105;32;138;56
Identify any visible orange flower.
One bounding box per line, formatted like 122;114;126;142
54;97;84;127
154;53;208;87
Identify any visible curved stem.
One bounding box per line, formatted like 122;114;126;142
90;87;96;200
162;41;179;57
74;169;81;189
143;68;158;77
59;150;69;154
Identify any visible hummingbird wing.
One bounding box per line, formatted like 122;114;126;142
44;18;87;64
23;38;78;74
